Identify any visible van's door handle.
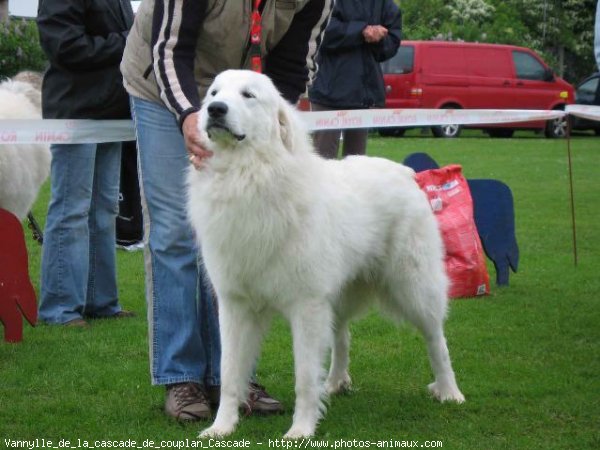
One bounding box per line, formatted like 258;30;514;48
503;80;511;86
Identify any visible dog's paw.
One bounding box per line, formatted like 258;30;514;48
284;425;315;440
325;373;352;395
428;381;465;403
199;424;235;439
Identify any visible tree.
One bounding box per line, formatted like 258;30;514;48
447;0;495;25
400;0;596;82
498;0;595;81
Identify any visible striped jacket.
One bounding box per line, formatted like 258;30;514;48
121;0;333;126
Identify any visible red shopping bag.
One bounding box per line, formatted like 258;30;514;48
415;165;490;298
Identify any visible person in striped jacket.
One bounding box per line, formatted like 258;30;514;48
120;0;334;421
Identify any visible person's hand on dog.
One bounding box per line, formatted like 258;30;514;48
182;111;213;170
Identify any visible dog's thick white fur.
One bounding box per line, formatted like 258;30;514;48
187;70;465;439
0;74;50;220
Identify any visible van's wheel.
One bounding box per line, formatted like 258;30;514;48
431;107;462;138
432;123;462;138
544;108;567;138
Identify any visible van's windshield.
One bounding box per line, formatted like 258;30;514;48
381;46;414;74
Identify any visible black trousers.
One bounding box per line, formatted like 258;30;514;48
116;141;143;246
310;103;369;159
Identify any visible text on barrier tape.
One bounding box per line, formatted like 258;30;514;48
0;119;135;145
1;106;600;145
300;108;567;131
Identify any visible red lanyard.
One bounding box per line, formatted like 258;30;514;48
249;0;263;73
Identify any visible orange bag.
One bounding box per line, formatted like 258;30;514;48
415;165;490;298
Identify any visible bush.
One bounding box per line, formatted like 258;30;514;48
0;18;47;79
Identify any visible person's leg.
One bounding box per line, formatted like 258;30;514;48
132;97;283;418
116;141;144;248
85;141;123;317
309;103;341;159
130;96;220;387
341;128;368;157
39;143;96;324
198;270;221;388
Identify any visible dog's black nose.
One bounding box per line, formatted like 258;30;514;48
207;101;228;118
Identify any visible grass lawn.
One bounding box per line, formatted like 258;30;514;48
1;131;599;449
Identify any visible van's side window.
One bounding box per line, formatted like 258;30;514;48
513;51;546;80
382;46;414;74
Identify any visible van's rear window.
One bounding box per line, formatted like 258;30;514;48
381;46;414;74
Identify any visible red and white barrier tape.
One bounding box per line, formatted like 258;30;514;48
300;108;566;131
1;107;599;145
565;104;600;122
0;119;135;145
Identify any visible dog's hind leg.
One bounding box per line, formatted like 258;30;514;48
326;284;372;395
325;319;352;395
284;301;333;439
200;299;271;438
423;325;465;403
389;280;465;404
383;218;465;403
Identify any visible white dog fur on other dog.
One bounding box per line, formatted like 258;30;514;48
0;73;51;220
187;70;465;439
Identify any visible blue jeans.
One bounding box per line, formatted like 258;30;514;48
39;142;123;323
130;96;221;387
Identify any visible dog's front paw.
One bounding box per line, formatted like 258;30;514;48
325;373;352;395
428;381;465;403
284;425;315;440
199;424;235;439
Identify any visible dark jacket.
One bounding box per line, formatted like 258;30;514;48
309;0;402;109
37;0;134;119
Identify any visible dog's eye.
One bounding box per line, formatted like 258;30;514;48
211;89;218;96
242;90;255;99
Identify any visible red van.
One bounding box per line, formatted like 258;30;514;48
381;40;574;138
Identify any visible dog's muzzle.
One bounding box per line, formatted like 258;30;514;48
206;101;246;141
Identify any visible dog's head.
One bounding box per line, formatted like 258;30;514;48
200;70;302;153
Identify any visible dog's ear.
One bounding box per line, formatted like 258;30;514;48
278;98;296;152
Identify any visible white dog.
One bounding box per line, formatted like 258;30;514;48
0;73;51;220
187;70;465;439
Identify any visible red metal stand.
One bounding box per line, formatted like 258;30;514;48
0;208;38;343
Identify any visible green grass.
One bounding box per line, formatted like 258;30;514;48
1;133;599;449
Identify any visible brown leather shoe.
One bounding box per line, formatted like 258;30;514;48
64;318;89;328
87;310;136;320
242;382;284;416
205;382;284;416
165;383;211;421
